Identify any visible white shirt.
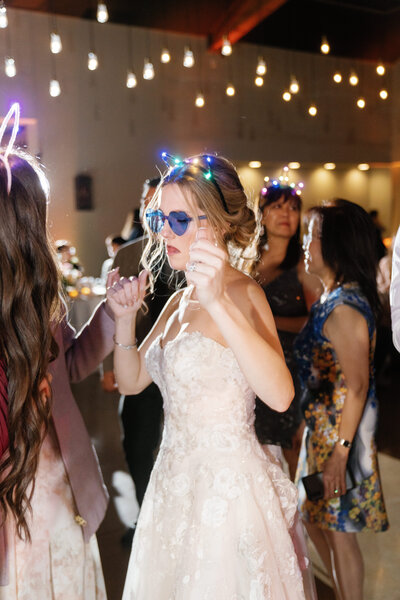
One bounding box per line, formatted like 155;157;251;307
390;226;400;351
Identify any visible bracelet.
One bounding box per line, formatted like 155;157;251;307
113;335;137;350
338;438;352;449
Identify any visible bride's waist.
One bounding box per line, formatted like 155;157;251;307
160;421;258;453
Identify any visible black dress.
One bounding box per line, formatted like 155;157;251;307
255;267;307;448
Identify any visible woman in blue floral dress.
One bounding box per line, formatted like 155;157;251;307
294;200;389;600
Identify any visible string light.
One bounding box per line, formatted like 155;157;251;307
126;70;137;88
308;104;317;116
320;36;330;54
256;57;267;76
5;56;16;77
0;1;8;29
282;91;291;102
183;47;195;68
288;162;300;169
226;84;235;97
255;76;264;87
88;52;99;71
161;48;171;63
376;64;385;76
50;32;62;54
289;77;299;94
195;92;205;107
143;58;155;80
379;89;388;100
249;161;261;168
358;163;370;171
349;72;359;86
324;162;336;170
333;72;342;83
49;79;61;97
96;3;109;23
357;97;366;109
221;36;232;56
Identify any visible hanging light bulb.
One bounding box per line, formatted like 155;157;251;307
255;76;264;87
50;32;62;54
308;104;317;116
88;52;99;71
256;57;267;76
183;47;195;68
324;162;336;170
0;1;7;28
195;92;205;107
143;58;155;80
357;97;366;109
96;2;109;23
5;56;16;77
358;163;370;171
126;70;137;88
288;162;300;169
49;79;61;97
221;36;232;56
376;64;385;76
226;84;235;96
161;48;171;63
320;36;330;54
289;77;299;94
282;91;291;102
379;89;388;100
349;72;359;86
333;72;342;83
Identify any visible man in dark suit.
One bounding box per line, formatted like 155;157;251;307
103;176;173;545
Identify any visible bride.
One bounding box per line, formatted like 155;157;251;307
107;153;312;599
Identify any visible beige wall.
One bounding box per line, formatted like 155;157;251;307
0;8;395;273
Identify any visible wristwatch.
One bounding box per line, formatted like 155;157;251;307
338;438;352;449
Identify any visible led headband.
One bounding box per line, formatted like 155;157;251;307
161;151;230;214
0;102;20;194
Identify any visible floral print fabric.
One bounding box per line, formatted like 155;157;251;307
1;425;107;600
122;331;306;599
294;284;389;533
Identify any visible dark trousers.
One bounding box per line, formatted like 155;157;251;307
119;382;163;507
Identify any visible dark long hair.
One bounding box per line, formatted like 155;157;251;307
0;151;61;540
311;199;381;317
259;185;302;270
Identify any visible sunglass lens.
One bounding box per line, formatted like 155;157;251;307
146;210;164;233
169;211;190;236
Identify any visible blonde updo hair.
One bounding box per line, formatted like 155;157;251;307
141;153;261;289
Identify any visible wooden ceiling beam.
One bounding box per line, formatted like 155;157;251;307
208;0;288;51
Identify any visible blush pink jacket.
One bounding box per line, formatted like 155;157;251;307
0;301;115;585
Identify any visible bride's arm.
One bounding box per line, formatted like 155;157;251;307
188;241;293;412
107;273;181;395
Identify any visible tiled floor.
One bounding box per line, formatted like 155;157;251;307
73;349;400;600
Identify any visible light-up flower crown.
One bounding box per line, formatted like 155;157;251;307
161;151;230;214
260;166;304;199
0;102;20;194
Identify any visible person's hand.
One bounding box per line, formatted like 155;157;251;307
106;267;122;289
322;444;348;499
101;370;118;392
185;228;228;309
106;270;148;319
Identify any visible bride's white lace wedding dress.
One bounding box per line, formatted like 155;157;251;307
122;330;306;599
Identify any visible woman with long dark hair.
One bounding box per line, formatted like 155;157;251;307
254;183;321;479
295;199;389;600
0;105;115;598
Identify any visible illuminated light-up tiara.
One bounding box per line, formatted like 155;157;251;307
260;166;304;199
161;151;230;214
0;102;20;194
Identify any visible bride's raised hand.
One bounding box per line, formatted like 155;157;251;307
106;269;148;319
186;227;228;308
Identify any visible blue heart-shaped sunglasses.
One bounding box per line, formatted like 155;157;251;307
145;209;207;236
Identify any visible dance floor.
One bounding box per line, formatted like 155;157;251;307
73;351;400;600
